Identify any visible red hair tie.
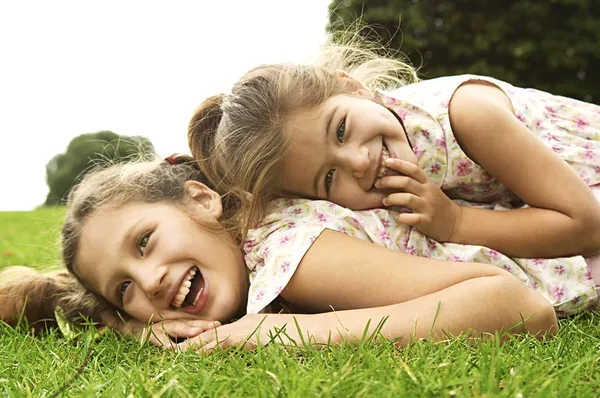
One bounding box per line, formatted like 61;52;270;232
165;156;177;165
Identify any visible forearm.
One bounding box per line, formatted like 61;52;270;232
314;274;557;347
450;206;600;258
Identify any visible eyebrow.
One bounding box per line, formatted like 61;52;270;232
313;105;339;197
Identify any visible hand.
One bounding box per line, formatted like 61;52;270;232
376;158;462;242
175;313;329;353
100;310;220;348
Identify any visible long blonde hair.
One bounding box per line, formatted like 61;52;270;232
1;154;234;330
188;28;418;240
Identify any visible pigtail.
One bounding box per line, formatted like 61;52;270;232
187;93;226;184
0;266;107;331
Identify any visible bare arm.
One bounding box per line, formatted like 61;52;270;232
448;82;600;258
185;230;557;351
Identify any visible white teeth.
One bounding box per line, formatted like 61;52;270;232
377;145;390;178
192;287;204;306
171;268;197;308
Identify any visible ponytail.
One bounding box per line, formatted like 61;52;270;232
0;266;107;331
188;93;225;186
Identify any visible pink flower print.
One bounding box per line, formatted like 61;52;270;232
255;290;265;302
583;140;594;149
245;239;257;250
421;129;431;139
293;207;303;215
531;258;547;270
549;284;566;302
553;264;565;276
381;218;390;228
413;144;424;159
535;120;542;129
435;135;446;149
433;91;442;97
551;145;564;153
545;105;557;115
584;150;596;161
309;236;317;243
578;171;591;184
262;247;270;258
281;261;291;273
429;163;441;175
287;199;295;206
502;264;513;273
405;245;416;256
516;114;526;123
546;132;558;141
527;281;539;290
316;212;328;223
575;116;589;130
583;269;593;282
279;235;291;246
287;221;296;229
274;285;283;295
484;248;501;260
439;100;449;109
396;110;409;120
426;239;437;251
378;230;390;242
480;171;494;183
453;159;473;177
450;254;464;262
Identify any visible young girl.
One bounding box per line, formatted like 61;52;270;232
188;34;600;263
187;34;600;318
0;155;558;352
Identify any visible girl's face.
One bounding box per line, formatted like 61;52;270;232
75;182;249;324
278;89;417;209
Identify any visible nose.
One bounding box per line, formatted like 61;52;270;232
340;146;371;178
136;264;168;300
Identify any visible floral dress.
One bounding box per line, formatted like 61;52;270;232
243;75;600;316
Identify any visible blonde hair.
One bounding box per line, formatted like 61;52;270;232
1;154;232;330
188;28;418;240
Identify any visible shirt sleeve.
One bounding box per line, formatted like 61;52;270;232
243;198;373;313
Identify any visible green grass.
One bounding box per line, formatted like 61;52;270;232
1;208;599;397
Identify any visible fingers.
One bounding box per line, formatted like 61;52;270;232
381;158;429;184
152;319;220;340
376;175;423;195
394;212;424;226
382;192;424;212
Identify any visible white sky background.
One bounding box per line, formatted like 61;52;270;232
0;0;331;210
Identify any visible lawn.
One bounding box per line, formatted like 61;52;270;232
1;208;599;396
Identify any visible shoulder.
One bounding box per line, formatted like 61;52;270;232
449;79;516;137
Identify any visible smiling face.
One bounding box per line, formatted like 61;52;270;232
278;91;417;209
74;185;249;324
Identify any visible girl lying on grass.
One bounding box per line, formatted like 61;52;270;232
188;32;600;317
0;154;559;352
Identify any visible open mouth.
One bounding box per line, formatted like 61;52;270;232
376;143;391;179
171;267;205;309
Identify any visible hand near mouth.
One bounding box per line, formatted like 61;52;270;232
375;158;461;242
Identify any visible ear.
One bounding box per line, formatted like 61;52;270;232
183;180;223;220
335;70;372;98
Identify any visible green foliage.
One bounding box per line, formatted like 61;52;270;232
44;131;155;206
328;0;600;103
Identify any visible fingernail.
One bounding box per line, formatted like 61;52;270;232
382;198;388;206
384;158;394;165
374;178;381;187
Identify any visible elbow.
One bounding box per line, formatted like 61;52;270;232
571;205;600;256
496;273;558;338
